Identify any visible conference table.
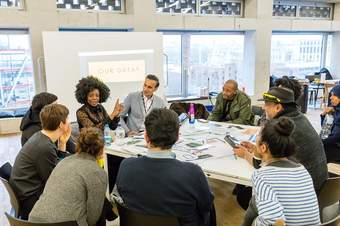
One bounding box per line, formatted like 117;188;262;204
103;120;257;193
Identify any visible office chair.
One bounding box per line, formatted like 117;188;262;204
116;203;180;226
5;212;78;226
318;177;340;226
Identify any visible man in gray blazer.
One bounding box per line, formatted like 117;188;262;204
120;74;167;136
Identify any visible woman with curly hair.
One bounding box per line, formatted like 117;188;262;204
75;76;123;131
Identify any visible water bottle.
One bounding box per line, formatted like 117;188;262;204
104;124;112;145
188;103;195;124
320;114;334;139
115;124;126;139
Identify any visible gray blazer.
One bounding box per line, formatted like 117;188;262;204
29;153;107;226
120;91;167;133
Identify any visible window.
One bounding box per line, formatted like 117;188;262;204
270;33;332;78
0;31;35;111
163;32;245;97
0;0;23;8
56;0;124;12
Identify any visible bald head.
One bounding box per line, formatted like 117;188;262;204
222;80;238;100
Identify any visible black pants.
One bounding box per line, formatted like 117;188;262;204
324;143;340;163
96;198;117;226
233;184;252;211
19;194;39;220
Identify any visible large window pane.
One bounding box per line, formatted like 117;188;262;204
325;34;332;69
271;34;323;78
163;35;182;96
0;33;34;110
189;34;244;95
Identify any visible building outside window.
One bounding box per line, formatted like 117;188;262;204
163;32;245;97
0;31;35;111
271;33;332;78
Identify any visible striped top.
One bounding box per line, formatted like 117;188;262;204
252;160;320;226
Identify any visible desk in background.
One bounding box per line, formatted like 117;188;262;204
104;121;257;193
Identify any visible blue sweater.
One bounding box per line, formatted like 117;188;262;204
116;156;214;226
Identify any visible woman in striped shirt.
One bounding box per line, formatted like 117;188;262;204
243;117;320;226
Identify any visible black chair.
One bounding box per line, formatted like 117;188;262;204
5;212;78;226
116;203;180;226
0;162;12;181
318;177;340;226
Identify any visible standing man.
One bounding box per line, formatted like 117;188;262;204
120;74;167;136
208;80;253;125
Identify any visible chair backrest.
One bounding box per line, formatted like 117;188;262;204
0;162;12;181
0;177;20;218
5;212;78;226
116;203;180;226
318;177;340;224
318;214;340;226
169;102;209;120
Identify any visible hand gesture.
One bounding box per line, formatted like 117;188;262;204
59;124;71;151
240;141;256;153
111;99;123;118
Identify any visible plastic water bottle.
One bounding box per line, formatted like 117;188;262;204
320;114;334;139
104;124;112;145
188;103;195;124
115;124;125;139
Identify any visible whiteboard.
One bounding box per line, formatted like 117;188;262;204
42;32;164;122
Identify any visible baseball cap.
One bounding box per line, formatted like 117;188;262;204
258;87;295;104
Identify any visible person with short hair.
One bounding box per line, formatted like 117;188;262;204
321;84;340;163
120;74;167;136
113;108;214;226
242;117;320;226
10;104;71;219
75;76;123;131
208;80;253;125
20;92;75;153
29;128;107;226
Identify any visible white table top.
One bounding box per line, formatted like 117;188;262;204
104;121;257;186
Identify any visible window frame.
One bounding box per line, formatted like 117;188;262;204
161;30;245;98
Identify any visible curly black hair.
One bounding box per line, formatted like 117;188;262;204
75;76;110;104
274;76;301;101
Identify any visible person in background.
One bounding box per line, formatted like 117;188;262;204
321;84;340;163
120;74;167;136
233;87;328;211
10;104;71;219
75;76;123;131
29;128;108;226
208;80;253;125
113;108;214;226
20;92;75;153
274;76;302;102
242;117;320;226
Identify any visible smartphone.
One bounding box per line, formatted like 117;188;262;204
224;135;237;148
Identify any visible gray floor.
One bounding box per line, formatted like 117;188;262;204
0;108;322;226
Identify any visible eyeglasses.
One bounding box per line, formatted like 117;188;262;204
263;93;281;103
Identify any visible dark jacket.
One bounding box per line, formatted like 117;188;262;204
322;104;340;147
10;132;61;218
116;157;214;226
275;105;328;192
20;108;75;153
208;91;253;125
76;104;119;131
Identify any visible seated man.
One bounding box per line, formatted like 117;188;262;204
113;108;214;226
120;74;167;136
208;80;253;125
9;104;71;219
321;84;340;163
